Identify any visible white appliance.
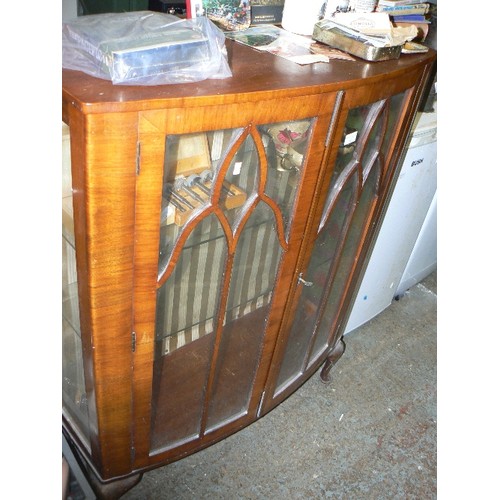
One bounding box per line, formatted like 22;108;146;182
344;109;437;334
396;190;437;296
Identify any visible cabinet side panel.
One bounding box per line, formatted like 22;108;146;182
83;112;138;479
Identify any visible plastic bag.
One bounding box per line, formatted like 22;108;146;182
62;11;232;85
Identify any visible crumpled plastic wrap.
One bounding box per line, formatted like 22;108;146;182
62;11;232;85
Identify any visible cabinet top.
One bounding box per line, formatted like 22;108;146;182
62;39;435;116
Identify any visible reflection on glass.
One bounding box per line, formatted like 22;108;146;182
382;93;406;159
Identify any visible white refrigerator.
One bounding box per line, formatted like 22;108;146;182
344;109;437;334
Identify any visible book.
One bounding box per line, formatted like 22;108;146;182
251;0;285;25
378;0;423;6
377;3;430;16
391;14;430;22
187;0;284;27
186;0;252;28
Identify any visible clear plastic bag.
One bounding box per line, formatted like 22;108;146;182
62;11;232;85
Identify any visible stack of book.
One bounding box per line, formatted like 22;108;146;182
376;0;431;41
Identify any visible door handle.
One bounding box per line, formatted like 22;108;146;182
298;273;313;287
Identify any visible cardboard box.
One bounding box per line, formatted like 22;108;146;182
251;0;285;25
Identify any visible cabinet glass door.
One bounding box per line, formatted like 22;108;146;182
150;120;312;452
62;123;90;447
273;92;407;397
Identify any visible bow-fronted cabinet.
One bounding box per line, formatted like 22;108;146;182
62;41;436;497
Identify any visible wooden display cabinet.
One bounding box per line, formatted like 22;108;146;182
62;38;436;498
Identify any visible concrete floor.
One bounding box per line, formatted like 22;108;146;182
115;271;437;500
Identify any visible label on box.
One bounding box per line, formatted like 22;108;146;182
344;130;358;145
233;161;243;176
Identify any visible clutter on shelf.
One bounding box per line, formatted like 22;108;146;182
311;0;433;60
214;0;434;63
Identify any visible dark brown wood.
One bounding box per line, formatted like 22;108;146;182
62;38;436;493
320;338;347;384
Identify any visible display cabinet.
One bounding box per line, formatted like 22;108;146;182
62;38;435;498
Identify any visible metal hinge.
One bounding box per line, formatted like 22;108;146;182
136;142;141;175
132;331;136;352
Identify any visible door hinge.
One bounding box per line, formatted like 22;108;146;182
136;142;141;175
132;331;136;352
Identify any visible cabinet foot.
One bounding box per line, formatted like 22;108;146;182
63;430;142;499
85;471;143;500
320;338;346;384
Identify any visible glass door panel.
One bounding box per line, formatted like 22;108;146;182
307;161;381;366
151;214;226;451
62;123;90;445
275;173;358;391
156;214;227;356
151;118;313;451
274;92;407;397
206;202;282;430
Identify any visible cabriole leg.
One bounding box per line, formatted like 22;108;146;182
320;338;346;384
